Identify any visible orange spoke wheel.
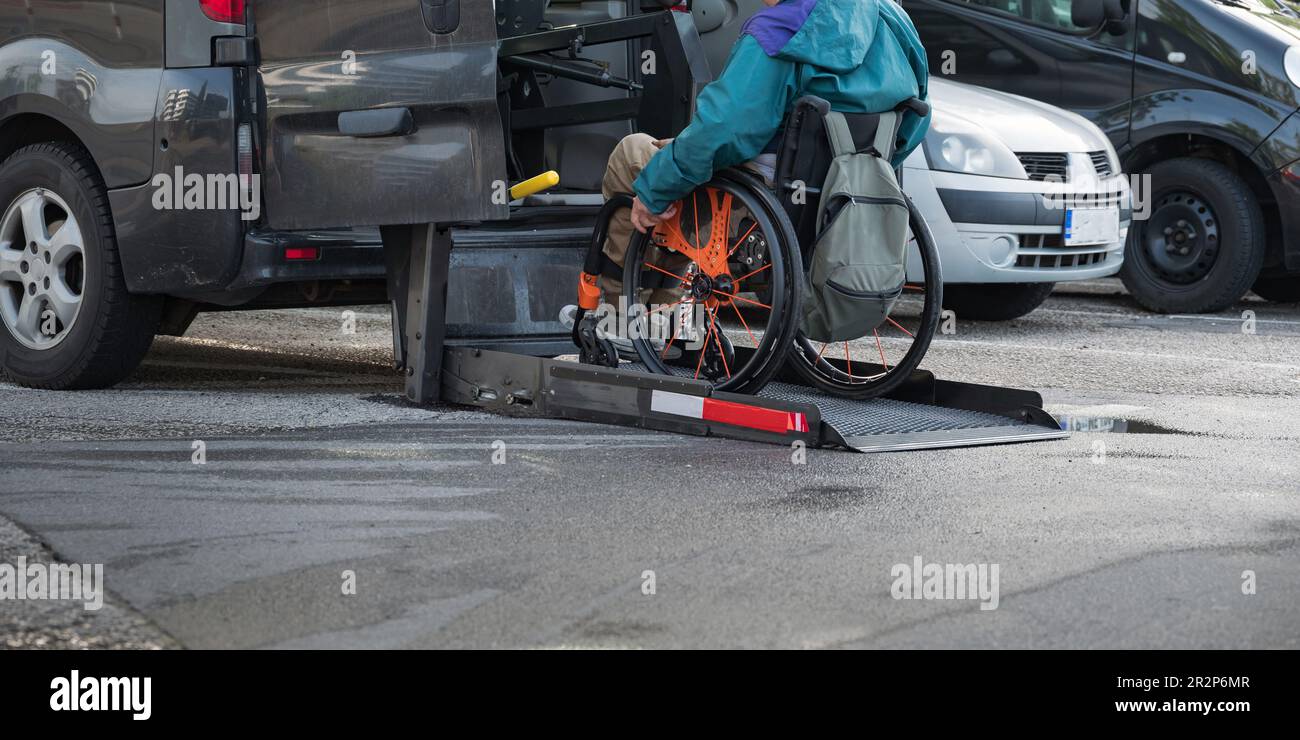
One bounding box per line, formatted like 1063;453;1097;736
621;169;801;395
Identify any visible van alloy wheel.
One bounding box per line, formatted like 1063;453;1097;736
0;188;86;349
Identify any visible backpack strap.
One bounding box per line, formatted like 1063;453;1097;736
827;110;901;159
872;111;899;160
823;111;857;158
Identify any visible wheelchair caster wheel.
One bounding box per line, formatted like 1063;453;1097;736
575;313;619;369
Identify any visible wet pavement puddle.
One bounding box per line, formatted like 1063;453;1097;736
1055;415;1184;434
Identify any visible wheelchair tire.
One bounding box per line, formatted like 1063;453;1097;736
786;195;943;400
622;168;803;395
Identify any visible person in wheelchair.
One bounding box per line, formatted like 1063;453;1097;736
599;0;931;310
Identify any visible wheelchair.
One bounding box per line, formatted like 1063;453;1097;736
575;95;943;399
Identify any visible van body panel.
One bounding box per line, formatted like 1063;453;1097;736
1130;0;1298;150
164;0;244;68
0;35;161;188
1124;89;1287;164
112;67;248;294
251;0;507;230
1254;111;1300;175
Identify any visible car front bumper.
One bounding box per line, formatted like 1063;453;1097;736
904;165;1131;285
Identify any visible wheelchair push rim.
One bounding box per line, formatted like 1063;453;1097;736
622;173;799;394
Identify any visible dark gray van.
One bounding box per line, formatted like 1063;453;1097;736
0;0;519;388
0;1;709;390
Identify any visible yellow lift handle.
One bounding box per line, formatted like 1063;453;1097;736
509;170;560;201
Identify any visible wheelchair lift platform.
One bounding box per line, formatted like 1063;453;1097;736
380;222;1066;454
440;346;1067;453
365;9;1061;453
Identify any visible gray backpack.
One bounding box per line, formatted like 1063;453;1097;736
801;111;910;343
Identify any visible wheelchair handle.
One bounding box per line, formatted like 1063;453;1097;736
896;97;931;117
792;95;832;115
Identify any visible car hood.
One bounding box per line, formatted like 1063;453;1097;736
929;78;1110;153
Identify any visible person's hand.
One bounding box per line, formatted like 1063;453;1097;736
652;138;673;149
630;196;678;233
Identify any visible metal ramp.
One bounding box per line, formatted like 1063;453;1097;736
758;382;1066;452
441;347;1067;453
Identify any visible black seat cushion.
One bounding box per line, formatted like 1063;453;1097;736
772;99;885;259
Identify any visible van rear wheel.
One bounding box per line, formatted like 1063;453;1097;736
0;142;161;389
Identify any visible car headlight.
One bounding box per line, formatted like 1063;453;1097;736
1287;47;1300;88
923;119;1027;179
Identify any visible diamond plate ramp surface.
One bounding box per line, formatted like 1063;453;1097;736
759;382;1067;453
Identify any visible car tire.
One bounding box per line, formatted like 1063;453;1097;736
943;282;1055;321
1120;157;1264;314
1251;274;1300;303
0;142;161;389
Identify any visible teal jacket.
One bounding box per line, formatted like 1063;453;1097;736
634;0;931;214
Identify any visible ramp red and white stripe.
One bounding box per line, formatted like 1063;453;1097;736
650;391;809;435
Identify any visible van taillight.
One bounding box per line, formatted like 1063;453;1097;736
237;123;256;217
237;123;254;180
199;0;245;24
284;247;320;261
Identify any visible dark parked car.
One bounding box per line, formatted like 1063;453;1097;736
902;0;1300;311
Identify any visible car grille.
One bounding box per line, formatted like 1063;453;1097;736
1014;233;1112;269
1044;191;1128;211
1088;150;1114;177
1017;152;1069;182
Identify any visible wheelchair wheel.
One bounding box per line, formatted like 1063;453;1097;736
622;168;803;395
786;196;943;399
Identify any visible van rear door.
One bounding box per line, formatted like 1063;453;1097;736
251;0;506;230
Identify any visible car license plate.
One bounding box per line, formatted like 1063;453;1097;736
1064;208;1119;246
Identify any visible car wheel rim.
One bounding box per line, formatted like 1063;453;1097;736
1140;190;1219;285
0;188;86;350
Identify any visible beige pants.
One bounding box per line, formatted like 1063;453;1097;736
598;133;679;305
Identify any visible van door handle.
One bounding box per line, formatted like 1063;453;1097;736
420;0;460;34
338;108;415;138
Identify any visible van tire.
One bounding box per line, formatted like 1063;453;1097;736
1120;157;1264;314
943;282;1055;321
0;142;161;389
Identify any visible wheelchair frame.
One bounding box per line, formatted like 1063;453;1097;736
576;93;942;397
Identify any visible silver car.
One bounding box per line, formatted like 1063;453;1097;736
903;77;1132;320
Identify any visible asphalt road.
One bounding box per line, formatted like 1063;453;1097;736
1;279;1297;648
